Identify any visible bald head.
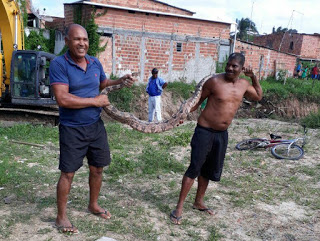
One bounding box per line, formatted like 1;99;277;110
66;24;88;40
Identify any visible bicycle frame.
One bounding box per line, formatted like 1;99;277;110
260;137;305;149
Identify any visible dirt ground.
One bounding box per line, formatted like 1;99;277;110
1;117;319;241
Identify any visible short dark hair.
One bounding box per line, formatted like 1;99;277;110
228;53;245;66
151;68;158;74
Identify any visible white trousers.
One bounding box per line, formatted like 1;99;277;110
148;95;162;122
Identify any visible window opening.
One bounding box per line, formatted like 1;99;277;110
176;43;182;52
289;41;294;50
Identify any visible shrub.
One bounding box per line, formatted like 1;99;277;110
301;111;320;129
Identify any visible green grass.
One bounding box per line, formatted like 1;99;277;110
0;119;319;240
159;130;193;147
261;77;320;102
108;77;320;130
108;85;143;112
0;124;58;188
0;123;58;143
207;226;224;241
300;110;320;128
166;81;197;100
108;81;196;112
139;144;185;175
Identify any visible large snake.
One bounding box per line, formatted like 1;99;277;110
100;75;210;133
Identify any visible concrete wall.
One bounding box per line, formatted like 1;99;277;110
235;41;297;79
54;31;65;55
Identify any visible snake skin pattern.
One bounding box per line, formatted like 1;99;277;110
100;75;210;133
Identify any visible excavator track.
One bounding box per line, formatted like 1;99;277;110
0;106;59;126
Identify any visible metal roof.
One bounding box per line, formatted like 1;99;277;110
150;0;195;14
64;1;232;25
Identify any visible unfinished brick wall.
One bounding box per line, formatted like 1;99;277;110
97;36;113;74
62;2;230;83
90;0;194;16
114;35;142;75
253;33;303;56
144;38;171;81
254;33;320;60
93;8;229;39
45;17;65;33
235;41;297;79
300;35;320;59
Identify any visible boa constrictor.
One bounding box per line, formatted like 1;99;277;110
101;75;210;133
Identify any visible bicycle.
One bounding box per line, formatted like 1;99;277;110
235;126;307;160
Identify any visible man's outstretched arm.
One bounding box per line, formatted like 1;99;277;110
100;74;135;90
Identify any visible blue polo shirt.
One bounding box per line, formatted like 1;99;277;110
49;51;107;127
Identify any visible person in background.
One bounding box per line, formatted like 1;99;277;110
146;68;167;122
296;61;302;78
311;64;318;80
301;65;309;80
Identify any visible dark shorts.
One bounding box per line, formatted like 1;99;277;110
59;118;111;172
185;124;228;181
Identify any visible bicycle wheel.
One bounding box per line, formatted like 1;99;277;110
235;139;264;150
271;144;304;160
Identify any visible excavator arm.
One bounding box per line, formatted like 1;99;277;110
0;0;24;99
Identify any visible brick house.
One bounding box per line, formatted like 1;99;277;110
253;32;320;61
235;40;297;79
62;0;232;83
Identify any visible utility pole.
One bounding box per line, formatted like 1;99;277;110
232;23;238;53
248;0;255;42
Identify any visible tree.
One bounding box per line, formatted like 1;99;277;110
272;26;298;34
25;30;50;52
236;18;259;41
71;6;107;57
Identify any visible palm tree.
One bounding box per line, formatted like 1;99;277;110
236;18;259;41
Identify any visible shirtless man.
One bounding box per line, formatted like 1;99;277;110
170;53;263;225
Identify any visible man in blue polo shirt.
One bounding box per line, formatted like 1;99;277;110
146;68;167;122
49;24;134;234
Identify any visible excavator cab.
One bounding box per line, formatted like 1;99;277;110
10;50;56;106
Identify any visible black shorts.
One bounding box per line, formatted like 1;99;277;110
59;118;111;172
185;124;228;181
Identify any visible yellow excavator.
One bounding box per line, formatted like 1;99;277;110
0;0;56;107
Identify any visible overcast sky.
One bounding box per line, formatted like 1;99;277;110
32;0;319;35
